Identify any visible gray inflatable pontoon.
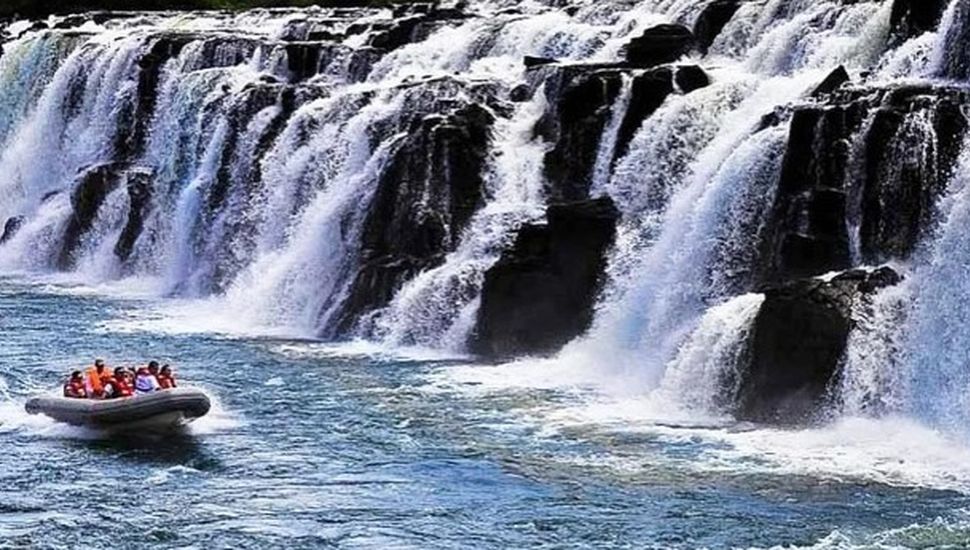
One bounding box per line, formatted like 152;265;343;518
25;388;211;433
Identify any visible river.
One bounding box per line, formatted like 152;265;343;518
0;276;968;549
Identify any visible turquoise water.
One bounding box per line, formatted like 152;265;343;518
1;277;969;549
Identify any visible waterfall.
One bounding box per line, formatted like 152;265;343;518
0;1;968;427
651;292;765;417
934;0;970;80
561;117;790;390
215;88;408;336
842;137;970;432
546;0;898;418
363;91;549;350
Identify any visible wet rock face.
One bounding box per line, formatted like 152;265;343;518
335;102;495;333
285;43;325;82
117;35;193;162
622;24;696;68
366;7;468;52
935;0;970;80
473;197;620;358
58;164;124;269
52;15;88;30
114;169;154;265
208;83;290;213
810;65;849;98
737;267;902;423
693;0;742;53
284;42;378;83
760;86;970;282
0;216;22;244
889;0;948;45
537;64;709;201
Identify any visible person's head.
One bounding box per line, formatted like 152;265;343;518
148;362;159;374
114;367;126;378
71;370;83;381
161;365;172;376
94;359;105;372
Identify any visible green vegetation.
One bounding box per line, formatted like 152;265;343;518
1;0;420;18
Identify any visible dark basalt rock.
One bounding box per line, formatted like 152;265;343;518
472;197;620;358
58;163;123;269
114;168;154;264
367;7;468;52
280;18;345;42
308;29;341;42
536;64;709;201
116;35;193;162
334;102;495;333
509;84;532;102
196;84;309;292
524;55;558;68
693;0;742;53
368;16;427;52
622;24;696;68
115;33;266;162
810;65;849;98
889;0;948;46
760;85;970;282
208;83;293;214
285;43;324;82
53;15;88;30
674;65;710;93
393;2;434;17
285;42;380;83
737;267;903;423
0;216;23;244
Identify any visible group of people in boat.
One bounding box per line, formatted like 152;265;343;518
63;359;177;399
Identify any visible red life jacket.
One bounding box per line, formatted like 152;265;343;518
157;374;176;389
63;380;86;398
111;376;133;397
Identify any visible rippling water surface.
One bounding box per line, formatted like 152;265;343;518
1;277;969;549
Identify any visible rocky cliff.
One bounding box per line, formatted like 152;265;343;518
0;0;968;424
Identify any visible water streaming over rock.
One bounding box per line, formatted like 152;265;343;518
0;0;969;429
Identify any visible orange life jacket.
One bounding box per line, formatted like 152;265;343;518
157;374;176;389
85;367;105;395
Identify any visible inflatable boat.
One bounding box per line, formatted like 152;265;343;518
25;388;211;434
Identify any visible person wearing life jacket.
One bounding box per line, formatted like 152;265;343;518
107;367;134;398
134;365;161;394
84;359;112;398
63;371;87;399
148;361;161;381
157;364;177;389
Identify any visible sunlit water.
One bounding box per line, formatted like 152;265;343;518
0;277;968;549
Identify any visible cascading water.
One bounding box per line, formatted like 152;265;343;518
0;0;969;431
841;134;970;432
8;4;970;548
362;91;549;350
